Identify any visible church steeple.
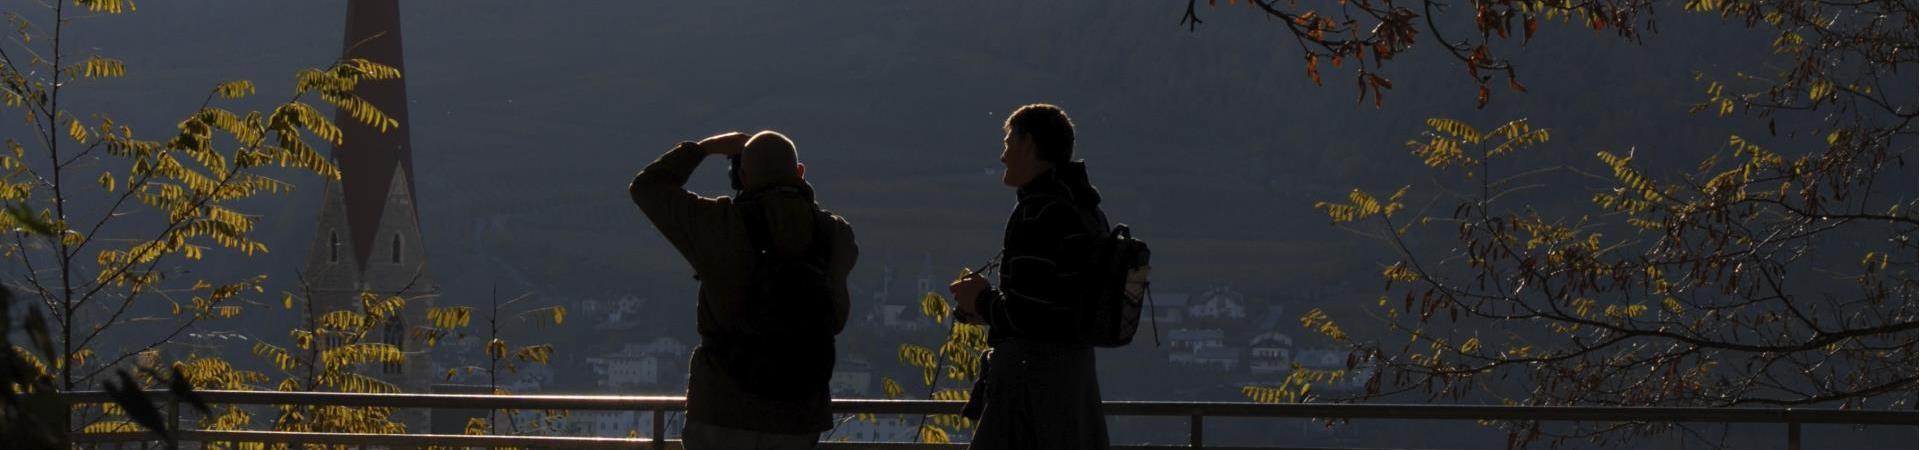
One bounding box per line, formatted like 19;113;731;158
302;0;435;401
332;0;419;270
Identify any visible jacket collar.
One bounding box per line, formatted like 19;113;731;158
1017;161;1101;206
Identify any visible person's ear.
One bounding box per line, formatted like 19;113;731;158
796;163;806;179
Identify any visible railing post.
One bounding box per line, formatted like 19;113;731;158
57;395;72;450
1188;413;1203;449
1786;416;1801;450
166;393;181;450
652;408;666;450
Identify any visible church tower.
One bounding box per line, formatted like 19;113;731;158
301;0;435;402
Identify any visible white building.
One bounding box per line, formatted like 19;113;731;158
1171;347;1241;371
582;295;650;330
831;357;875;397
1187;286;1248;320
1168;328;1237;371
1248;332;1294;375
869;302;931;331
586;337;690;390
1167;328;1226;352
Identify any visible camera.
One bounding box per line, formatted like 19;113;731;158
727;154;745;191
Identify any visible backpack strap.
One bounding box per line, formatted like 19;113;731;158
740;198;835;262
737;199;775;256
1030;194;1108;238
806;209;834;262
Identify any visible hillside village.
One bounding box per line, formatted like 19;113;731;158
427;255;1373;440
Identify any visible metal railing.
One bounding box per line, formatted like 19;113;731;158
58;390;1916;450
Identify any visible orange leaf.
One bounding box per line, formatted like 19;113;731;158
1306;55;1322;86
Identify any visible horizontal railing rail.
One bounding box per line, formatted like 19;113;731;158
58;390;1916;450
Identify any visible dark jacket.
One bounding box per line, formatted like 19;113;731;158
969;161;1111;450
629;142;858;434
977;162;1109;345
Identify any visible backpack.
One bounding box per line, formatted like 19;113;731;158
1051;199;1156;348
706;199;837;402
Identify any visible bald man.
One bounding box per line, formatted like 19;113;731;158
630;131;859;449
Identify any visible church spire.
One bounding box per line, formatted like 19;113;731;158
334;0;418;270
299;0;435;403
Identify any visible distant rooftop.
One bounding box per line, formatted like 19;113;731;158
1169;328;1225;340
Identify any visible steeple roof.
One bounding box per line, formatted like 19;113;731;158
333;0;418;269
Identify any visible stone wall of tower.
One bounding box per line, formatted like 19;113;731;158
301;181;366;306
298;173;436;435
299;171;437;394
365;165;436;397
364;166;434;297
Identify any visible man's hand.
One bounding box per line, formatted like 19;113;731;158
949;273;989;323
697;132;749;156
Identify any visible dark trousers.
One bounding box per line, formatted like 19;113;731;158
683;419;820;450
968;339;1111;450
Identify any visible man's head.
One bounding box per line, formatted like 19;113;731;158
737;130;806;190
1000;103;1074;187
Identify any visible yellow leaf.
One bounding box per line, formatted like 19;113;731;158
1808;79;1832;101
1384;185;1411;217
881;377;905;399
486;338;507;359
1381;262;1420;282
76;0;134;14
1348;189;1381;216
68;119;88;143
1651;298;1681;317
918;424;951;443
920;292;950;322
1425;117;1483;144
214;80;256;99
77;56;126;79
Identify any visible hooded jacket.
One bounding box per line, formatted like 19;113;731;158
629;142;858;433
977;161;1108;345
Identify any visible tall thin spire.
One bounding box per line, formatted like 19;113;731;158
301;0;435;404
334;0;417;270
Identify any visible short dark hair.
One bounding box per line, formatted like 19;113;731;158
1004;104;1075;165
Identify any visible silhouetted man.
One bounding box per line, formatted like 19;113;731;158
950;104;1112;450
630;131;858;450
